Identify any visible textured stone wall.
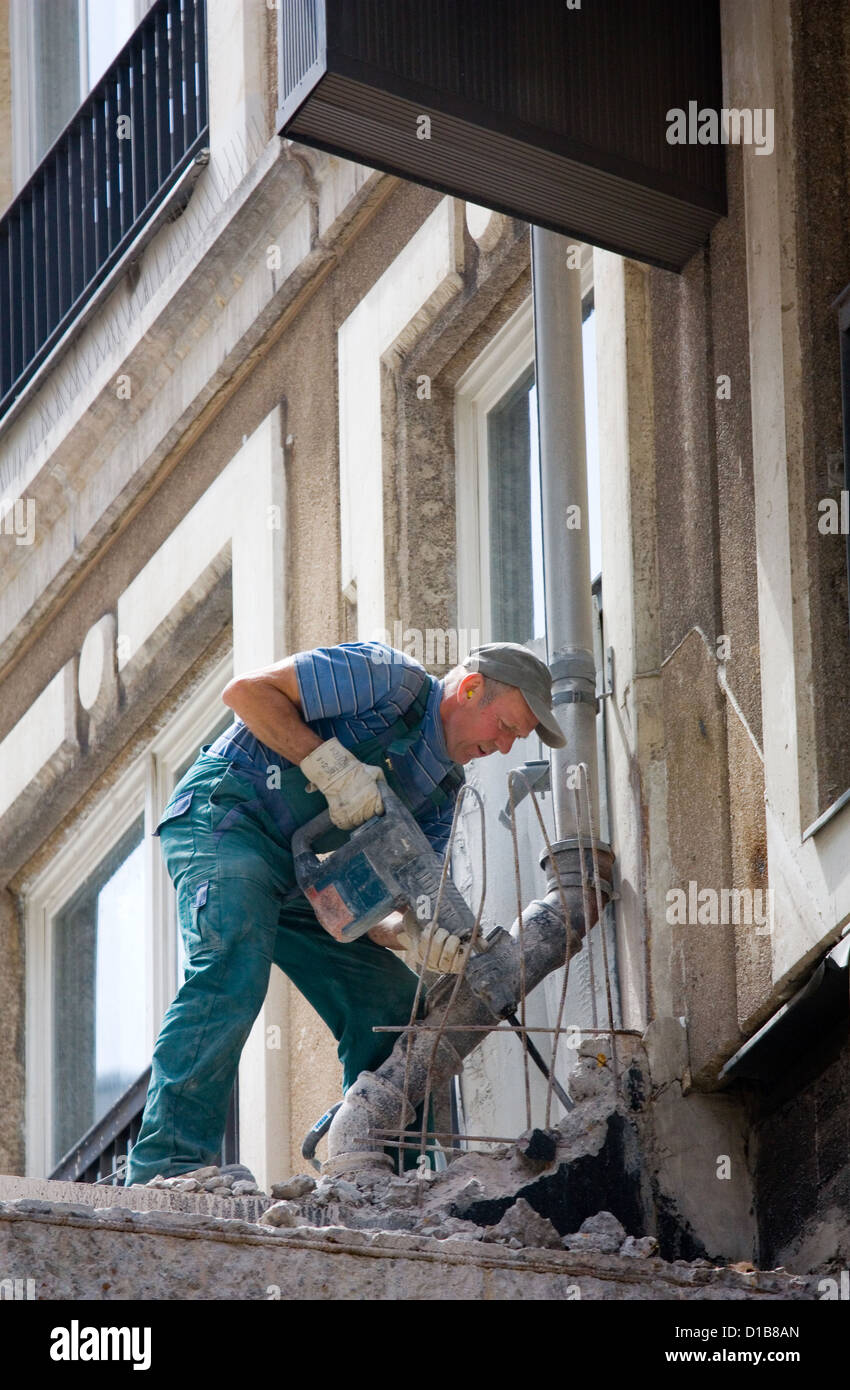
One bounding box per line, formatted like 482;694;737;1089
0;890;24;1175
645;135;766;1083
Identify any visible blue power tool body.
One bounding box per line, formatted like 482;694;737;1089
291;786;475;944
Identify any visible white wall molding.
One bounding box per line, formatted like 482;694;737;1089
0;663;77;824
0;143;387;685
338;196;465;638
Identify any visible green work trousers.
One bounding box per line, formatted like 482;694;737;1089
124;755;424;1185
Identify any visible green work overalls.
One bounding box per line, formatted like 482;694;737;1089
125;675;461;1185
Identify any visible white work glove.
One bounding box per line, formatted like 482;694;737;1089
299;737;385;830
395;910;466;974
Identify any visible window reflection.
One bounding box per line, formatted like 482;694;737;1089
52;815;146;1165
487;366;543;646
486;303;599;649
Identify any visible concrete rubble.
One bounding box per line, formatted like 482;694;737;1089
239;1032;808;1286
147;1163;265;1198
0;1032;817;1302
0;1191;815;1300
0;1039;822;1297
244;1038;669;1255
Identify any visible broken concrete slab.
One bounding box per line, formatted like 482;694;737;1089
0;1028;752;1273
620;1235;660;1258
270;1174;316;1201
418;1215;483;1241
483;1198;562;1250
563;1211;627;1254
258;1201;303;1229
516;1128;559;1166
0;1175;272;1224
0;1195;816;1300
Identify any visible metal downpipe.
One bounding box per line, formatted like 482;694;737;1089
532;226;601;846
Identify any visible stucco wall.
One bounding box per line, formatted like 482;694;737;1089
0;889;24;1174
643;142;767;1080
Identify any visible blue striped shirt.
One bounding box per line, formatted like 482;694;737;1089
207;642;462;854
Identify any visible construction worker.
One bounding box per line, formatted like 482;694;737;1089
125;640;565;1187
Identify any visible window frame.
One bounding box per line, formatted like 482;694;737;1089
455;296;537;645
25;652;232;1176
455;254;595;642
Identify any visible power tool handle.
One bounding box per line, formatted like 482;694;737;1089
291;810;335;875
291;785;396;876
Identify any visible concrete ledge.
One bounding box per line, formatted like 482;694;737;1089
0;1189;816;1300
0;1176;272;1224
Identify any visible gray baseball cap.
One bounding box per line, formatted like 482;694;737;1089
462;642;566;749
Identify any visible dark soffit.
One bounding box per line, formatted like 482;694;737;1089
276;0;727;272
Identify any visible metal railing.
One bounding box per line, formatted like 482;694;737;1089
50;1066;239;1186
0;0;208;422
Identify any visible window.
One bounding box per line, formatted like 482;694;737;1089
26;654;233;1176
456;288;600;649
51;816;147;1166
10;0;153;193
487;367;544;645
85;0;144;91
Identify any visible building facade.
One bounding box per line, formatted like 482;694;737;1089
0;0;849;1275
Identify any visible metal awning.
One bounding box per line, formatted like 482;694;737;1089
276;0;726;272
720;934;850;1085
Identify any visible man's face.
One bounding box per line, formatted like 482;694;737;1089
443;676;539;764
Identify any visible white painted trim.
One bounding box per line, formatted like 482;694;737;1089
452;264;603;1135
26;756;147;1177
338;197;464;638
77;0;90;95
6;418;270;822
0;666;71;817
24;657;235;1178
455;263;594;642
24;647;236;1173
